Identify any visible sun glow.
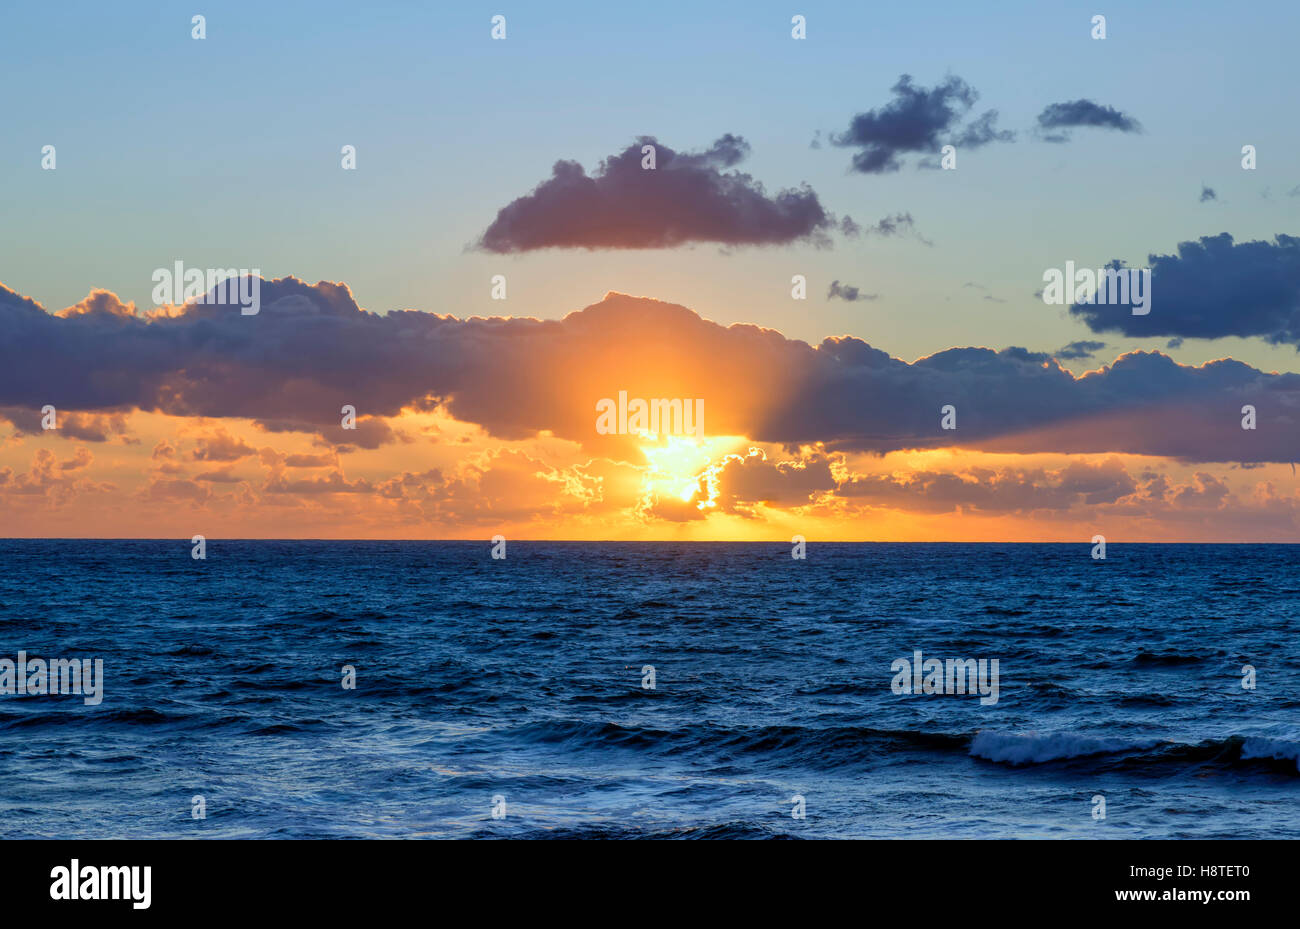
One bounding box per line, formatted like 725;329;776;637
636;433;735;512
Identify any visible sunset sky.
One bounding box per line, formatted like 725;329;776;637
2;0;1299;540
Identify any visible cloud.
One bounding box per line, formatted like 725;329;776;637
0;405;131;442
59;447;93;471
827;280;878;302
1200;185;1217;203
684;448;1298;530
1035;99;1142;142
54;289;137;319
139;477;210;503
838;457;1137;513
0;447;111;504
284;452;335;468
150;441;183;475
474;135;844;251
375;449;602;524
697;447;838;516
1055;340;1107;361
257;415;400;450
5;279;1300;464
832;459;1300;535
1068;233;1300;345
191;428;257;461
860;211;932;246
195;468;245;483
263;469;372;495
828;74;1013;173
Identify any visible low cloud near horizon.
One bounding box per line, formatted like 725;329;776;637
2;277;1297;465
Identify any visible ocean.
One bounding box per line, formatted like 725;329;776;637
0;540;1296;839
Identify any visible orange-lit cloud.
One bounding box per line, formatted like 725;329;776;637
2;279;1299;540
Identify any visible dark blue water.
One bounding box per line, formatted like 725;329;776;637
0;541;1295;839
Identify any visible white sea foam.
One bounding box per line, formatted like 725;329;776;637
1241;737;1300;771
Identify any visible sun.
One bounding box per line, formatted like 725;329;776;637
636;433;734;510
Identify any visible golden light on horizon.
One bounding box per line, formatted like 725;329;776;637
636;433;739;512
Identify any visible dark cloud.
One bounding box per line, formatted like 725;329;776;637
952;109;1014;149
1055;340;1107;361
1069;233;1300;345
1200;186;1217;203
257;416;399;450
1035;99;1142;143
759;343;1300;463
827;280;878;302
703;449;1294;527
861;211;932;246
0;277;412;448
5;279;1300;463
0;404;131;442
839;458;1137;513
709;448;838;515
474;135;843;251
828;74;1013;173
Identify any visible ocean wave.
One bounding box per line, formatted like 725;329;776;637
1241;737;1300;772
501;719;968;765
165;644;215;656
494;821;797;840
501;720;1300;779
1131;651;1203;666
971;731;1162;765
972;731;1300;776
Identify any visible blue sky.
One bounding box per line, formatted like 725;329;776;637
3;1;1300;542
2;0;1298;371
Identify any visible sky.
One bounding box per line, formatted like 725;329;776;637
1;0;1299;540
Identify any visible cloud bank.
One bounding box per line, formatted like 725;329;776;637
3;278;1298;464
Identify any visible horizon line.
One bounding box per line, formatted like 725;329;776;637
2;537;1297;545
